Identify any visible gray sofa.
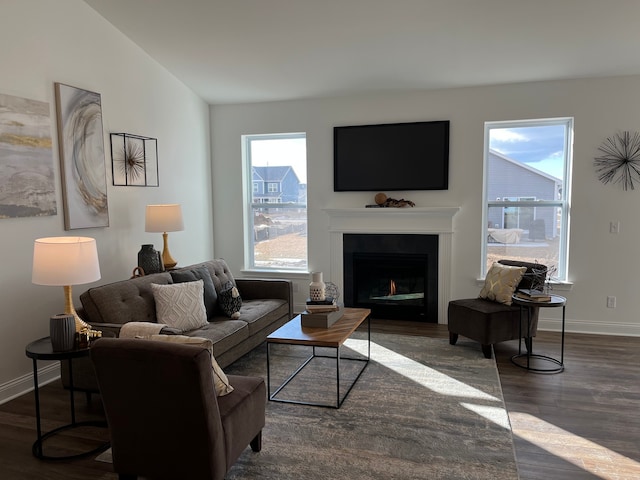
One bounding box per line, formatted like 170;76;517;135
62;259;293;393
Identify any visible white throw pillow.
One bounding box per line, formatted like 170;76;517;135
151;280;208;332
149;334;234;396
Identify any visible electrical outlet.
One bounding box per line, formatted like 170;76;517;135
610;221;620;234
292;283;299;293
607;296;616;308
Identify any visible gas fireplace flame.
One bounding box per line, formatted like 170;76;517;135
389;279;397;296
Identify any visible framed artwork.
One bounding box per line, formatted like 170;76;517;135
54;83;109;229
0;92;57;219
110;133;159;186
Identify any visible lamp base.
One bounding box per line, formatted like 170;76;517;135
162;232;178;269
63;285;91;332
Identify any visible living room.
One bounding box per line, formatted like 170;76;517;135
1;0;640;478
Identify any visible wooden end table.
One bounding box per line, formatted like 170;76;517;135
267;307;371;408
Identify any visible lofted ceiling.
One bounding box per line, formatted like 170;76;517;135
84;0;640;105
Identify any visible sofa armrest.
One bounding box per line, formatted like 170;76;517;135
236;278;293;318
86;322;124;338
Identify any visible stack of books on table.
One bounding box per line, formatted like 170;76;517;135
515;289;552;302
301;297;343;328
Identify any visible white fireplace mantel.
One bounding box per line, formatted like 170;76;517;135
323;207;460;323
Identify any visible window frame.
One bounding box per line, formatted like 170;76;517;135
242;132;308;272
481;117;573;282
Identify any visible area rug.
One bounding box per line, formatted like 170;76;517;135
97;333;518;479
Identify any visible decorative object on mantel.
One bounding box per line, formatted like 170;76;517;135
145;204;184;269
110;133;159;186
54;83;109;229
309;271;326;301
366;192;416;208
594;131;640;190
137;244;164;275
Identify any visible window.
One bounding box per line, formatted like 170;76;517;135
243;133;307;271
482;118;573;282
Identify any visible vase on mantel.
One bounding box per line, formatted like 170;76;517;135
138;244;163;275
309;272;326;302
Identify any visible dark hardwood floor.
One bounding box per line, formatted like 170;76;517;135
1;321;638;479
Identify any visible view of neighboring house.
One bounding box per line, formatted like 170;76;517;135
252;166;306;204
487;149;561;241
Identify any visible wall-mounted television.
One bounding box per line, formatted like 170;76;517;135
333;120;450;191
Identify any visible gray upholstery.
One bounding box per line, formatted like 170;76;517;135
61;259;293;394
91;338;265;480
448;260;547;358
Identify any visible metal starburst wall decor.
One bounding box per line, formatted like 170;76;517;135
110;133;159;186
594;131;640;191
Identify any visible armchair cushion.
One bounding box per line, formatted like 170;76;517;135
151;280;208;331
479;262;527;305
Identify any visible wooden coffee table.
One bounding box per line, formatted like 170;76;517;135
267;307;371;408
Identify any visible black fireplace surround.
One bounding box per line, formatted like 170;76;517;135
343;234;438;322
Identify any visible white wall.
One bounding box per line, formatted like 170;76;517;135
211;76;640;338
0;0;213;402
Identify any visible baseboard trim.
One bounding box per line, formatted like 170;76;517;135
538;318;640;337
0;363;60;405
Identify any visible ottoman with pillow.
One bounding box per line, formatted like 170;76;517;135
448;259;548;358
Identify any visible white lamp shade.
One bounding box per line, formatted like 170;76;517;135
32;237;101;286
145;204;184;233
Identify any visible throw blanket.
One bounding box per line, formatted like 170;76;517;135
119;322;166;339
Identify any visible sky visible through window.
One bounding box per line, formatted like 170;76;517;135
490;125;566;180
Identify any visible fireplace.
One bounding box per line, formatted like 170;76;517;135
324;206;459;324
343;234;438;321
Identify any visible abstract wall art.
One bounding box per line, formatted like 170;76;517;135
54;83;109;229
0;92;57;219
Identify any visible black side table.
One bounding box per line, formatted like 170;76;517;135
510;294;566;374
25;337;109;460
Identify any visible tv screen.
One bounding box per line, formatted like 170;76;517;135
333;120;449;191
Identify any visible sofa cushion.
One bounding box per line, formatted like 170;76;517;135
151;280;208;331
81;272;173;325
149;334;234;396
182;260;237;295
170;266;218;320
186;320;249;357
240;299;290;336
219;281;242;319
479;262;526;305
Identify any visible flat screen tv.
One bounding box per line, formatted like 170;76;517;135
333;120;449;191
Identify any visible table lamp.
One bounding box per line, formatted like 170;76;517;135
32;236;101;332
145;204;184;269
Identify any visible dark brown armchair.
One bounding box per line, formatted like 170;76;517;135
448;260;547;358
90;338;265;480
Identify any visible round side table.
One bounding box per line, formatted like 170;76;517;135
25;337;109;460
510;294;566;374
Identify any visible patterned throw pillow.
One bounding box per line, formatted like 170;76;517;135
149;334;234;396
170;266;218;320
218;281;242;319
478;262;527;305
151;280;208;331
